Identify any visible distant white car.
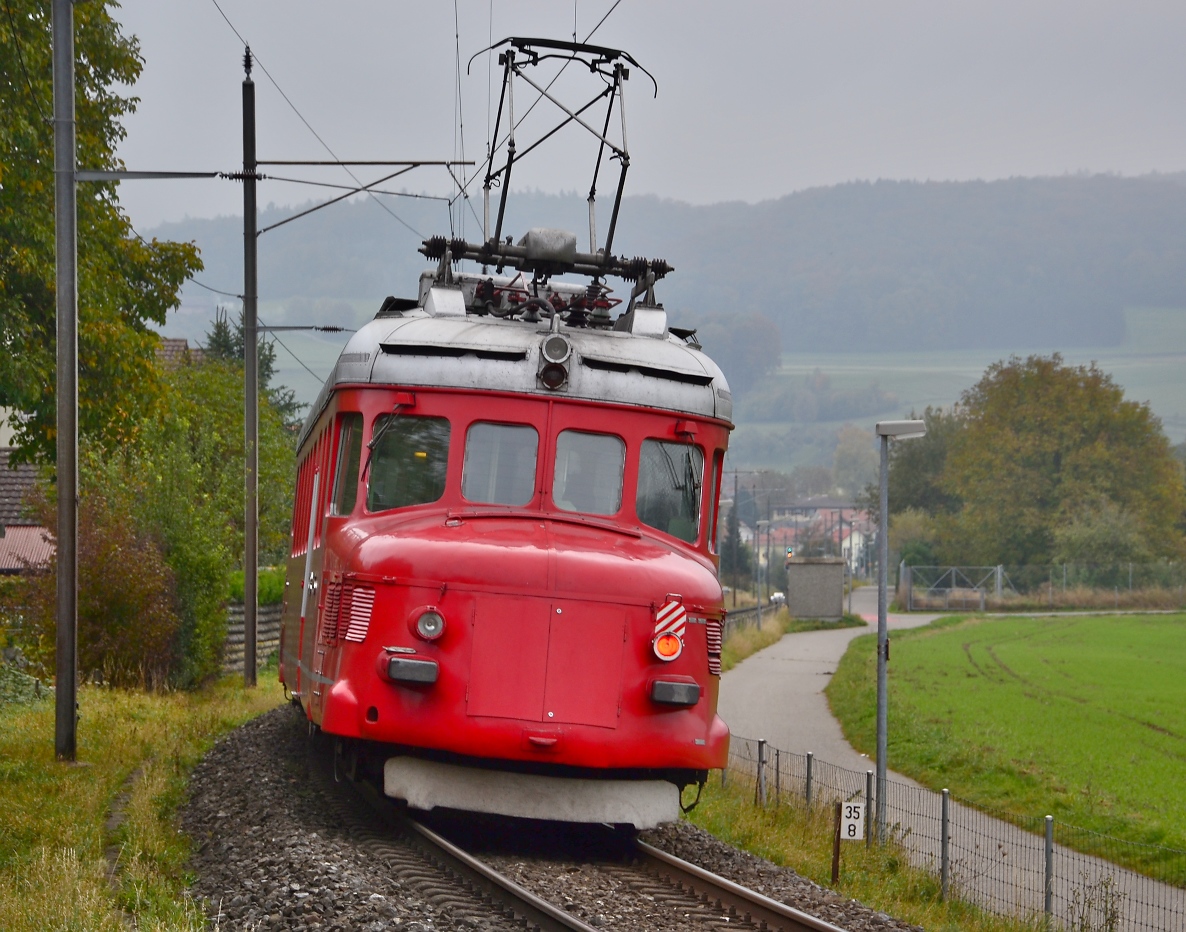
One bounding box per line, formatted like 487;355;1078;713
770;591;786;605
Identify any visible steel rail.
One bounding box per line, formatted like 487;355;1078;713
636;839;851;932
349;778;600;932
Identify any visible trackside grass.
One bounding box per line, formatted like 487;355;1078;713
687;777;1041;932
0;671;285;931
826;613;1186;882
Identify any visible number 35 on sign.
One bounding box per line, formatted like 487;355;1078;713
842;801;865;840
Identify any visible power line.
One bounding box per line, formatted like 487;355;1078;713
2;0;49;122
208;0;427;240
258;318;332;383
127;223;243;298
131;221;334;383
188;277;243;299
266;174;450;202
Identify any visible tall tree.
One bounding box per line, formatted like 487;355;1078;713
0;1;201;463
203;306;304;426
944;355;1186;564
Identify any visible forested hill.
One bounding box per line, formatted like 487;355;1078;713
156;173;1186;353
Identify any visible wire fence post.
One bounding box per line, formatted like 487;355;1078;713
865;770;873;848
1044;814;1054;924
940;788;950;900
806;751;814;809
774;748;780;804
831;800;842;884
756;739;767;807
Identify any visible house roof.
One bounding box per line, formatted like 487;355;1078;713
0;524;53;573
0;450;39;525
157;337;204;370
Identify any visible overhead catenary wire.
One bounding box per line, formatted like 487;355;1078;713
266;174;451;202
258;317;350;383
127;223;351;383
127;223;243;298
208;0;427;240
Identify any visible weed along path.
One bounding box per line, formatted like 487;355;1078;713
717;589;1186;931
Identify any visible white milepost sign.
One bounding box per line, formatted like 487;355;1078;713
842;800;866;841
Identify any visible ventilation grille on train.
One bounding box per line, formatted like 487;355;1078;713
581;355;714;386
340;584;376;642
379;342;527;361
320;578;376;643
706;618;723;676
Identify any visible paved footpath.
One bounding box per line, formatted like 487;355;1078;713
717;588;1185;931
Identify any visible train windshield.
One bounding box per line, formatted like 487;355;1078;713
462;422;538;506
637;440;703;543
552;430;625;515
366;415;450;512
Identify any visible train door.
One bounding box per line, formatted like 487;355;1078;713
293;422;334;713
283;432;324;697
309;412;363;724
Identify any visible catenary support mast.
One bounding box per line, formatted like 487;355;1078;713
52;0;78;761
243;48;259;686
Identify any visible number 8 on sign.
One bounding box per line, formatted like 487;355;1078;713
842;801;865;840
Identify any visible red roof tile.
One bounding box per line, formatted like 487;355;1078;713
0;525;54;573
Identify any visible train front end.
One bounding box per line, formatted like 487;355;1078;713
280;238;736;828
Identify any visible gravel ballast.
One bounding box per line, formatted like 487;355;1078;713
182;704;920;930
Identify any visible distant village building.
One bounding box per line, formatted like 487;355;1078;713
0;337;202;575
156;337;204;370
0;449;51;575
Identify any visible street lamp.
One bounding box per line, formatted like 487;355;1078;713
756;519;770;624
874;419;926;841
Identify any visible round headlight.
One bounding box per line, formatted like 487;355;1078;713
542;334;571;363
539;362;568;390
653;632;683;661
415;610;445;640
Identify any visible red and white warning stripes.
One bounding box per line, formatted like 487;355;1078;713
654;599;687;640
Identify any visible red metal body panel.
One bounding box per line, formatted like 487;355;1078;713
280;385;731;777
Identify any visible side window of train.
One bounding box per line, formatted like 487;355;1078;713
637;439;704;544
332;413;363;515
708;450;724;553
366;415;451;512
462;422;538;506
552;430;625;516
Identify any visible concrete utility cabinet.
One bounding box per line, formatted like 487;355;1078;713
785;557;845;620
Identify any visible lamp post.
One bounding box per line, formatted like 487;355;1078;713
874;419;926;841
756;519;770;620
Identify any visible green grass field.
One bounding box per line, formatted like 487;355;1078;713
826;613;1186;881
732;307;1186;467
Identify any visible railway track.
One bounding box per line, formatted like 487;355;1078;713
185;707;913;931
334;748;849;932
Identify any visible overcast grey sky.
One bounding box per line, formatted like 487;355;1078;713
113;1;1186;230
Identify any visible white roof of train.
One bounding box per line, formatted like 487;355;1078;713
298;270;733;448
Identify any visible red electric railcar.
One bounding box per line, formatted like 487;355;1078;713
278;38;734;828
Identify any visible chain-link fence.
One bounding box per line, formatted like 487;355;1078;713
725;736;1186;931
901;564;1186;612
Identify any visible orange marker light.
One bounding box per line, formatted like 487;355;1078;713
653;632;683;661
